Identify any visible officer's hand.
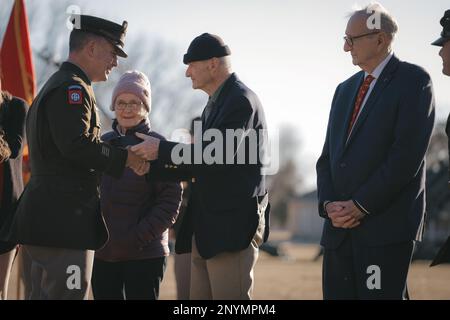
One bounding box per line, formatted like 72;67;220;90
131;133;160;161
126;149;145;170
133;161;150;176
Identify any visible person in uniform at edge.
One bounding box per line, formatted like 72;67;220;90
0;15;146;300
430;10;450;267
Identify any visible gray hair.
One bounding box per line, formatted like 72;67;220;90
350;2;398;39
218;56;232;71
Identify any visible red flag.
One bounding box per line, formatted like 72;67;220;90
0;0;36;185
0;0;36;105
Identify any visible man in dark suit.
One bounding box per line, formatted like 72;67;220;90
0;15;144;300
316;4;435;299
430;10;450;267
132;33;270;300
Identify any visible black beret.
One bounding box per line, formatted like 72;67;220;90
71;14;128;57
432;9;450;47
183;33;231;64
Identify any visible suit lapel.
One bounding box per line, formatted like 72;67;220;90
345;55;400;149
200;105;208;128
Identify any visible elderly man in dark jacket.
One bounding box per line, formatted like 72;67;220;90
132;34;270;300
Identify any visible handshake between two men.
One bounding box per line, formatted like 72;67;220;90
124;132;162;176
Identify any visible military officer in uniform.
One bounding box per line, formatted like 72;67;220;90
431;10;450;267
0;15;146;299
432;10;450;159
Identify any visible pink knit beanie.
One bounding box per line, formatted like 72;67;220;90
110;70;151;112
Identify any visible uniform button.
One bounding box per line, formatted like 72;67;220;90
174;166;178;169
165;164;169;168
340;163;346;168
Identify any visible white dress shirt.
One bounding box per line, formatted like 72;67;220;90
356;51;394;121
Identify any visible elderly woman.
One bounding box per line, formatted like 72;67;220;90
0;73;27;300
91;71;182;300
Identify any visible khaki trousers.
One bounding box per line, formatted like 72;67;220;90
190;236;259;300
23;245;94;300
174;252;191;300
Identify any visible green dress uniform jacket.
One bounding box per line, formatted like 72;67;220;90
0;62;127;250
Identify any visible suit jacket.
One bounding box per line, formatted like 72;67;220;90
148;73;269;259
0;62;127;250
316;55;435;249
0;95;27;230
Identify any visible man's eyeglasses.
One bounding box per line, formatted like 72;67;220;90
344;31;380;46
115;101;144;111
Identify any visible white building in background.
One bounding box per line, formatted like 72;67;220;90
287;190;323;243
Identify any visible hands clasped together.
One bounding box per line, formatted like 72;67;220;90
326;200;366;229
125;132;161;176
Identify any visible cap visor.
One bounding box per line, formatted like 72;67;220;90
115;46;128;58
431;37;446;46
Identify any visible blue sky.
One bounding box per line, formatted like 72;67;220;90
3;0;450;190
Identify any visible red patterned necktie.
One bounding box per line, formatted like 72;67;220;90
348;74;375;135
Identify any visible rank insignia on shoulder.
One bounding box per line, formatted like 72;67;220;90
68;85;83;105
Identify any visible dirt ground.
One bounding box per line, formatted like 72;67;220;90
159;243;450;300
7;237;450;300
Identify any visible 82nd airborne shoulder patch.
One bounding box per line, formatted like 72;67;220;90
68;85;83;105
